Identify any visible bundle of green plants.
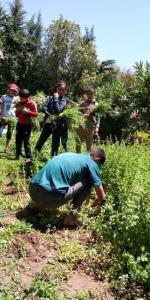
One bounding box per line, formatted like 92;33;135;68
46;107;86;130
0;117;17;128
61;107;85;129
91;100;112;118
15;101;40;131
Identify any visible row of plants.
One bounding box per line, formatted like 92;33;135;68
87;143;150;296
0;130;150;298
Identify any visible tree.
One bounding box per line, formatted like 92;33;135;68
133;62;150;127
68;39;99;97
0;4;6;47
21;12;43;90
1;0;43;92
82;26;95;44
3;0;26;83
0;4;7;88
37;16;81;93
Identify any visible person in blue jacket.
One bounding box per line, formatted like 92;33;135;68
29;147;106;226
35;81;68;156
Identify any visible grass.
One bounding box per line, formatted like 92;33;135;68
0;131;150;299
0;133;105;299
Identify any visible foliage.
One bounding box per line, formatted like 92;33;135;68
94;64;150;140
62;107;85;129
27;264;68;299
58;241;85;267
0;1;117;96
0;133;150;298
0;1;150;297
92;99;112;118
1;0;42;90
2;0;26;83
32;90;46;110
91;143;150;289
0;222;32;253
133;61;150;126
0;117;17;128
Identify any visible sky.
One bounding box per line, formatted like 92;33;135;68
1;0;150;70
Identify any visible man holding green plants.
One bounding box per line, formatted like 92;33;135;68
0;83;19;153
29;147;106;226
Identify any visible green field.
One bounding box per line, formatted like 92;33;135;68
0;132;150;299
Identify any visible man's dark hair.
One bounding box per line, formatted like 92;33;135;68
90;147;106;165
19;89;30;98
85;87;95;94
56;80;66;89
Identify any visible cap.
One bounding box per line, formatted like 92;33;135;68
8;83;19;92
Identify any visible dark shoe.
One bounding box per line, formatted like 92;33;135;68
25;158;33;166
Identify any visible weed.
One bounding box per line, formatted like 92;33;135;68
58;241;86;268
26;264;69;299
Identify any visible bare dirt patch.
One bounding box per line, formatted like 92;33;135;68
3;184;17;195
0;211;20;227
59;271;114;300
0;233;57;288
10;233;51;261
3;177;17;195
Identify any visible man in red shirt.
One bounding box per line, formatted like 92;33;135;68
16;89;38;161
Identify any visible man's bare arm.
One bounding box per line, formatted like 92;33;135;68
94;184;106;205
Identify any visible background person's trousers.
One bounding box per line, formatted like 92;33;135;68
0;121;14;139
29;178;91;209
35;123;53;152
51;125;68;156
76;126;95;153
16;122;32;158
35;122;68;156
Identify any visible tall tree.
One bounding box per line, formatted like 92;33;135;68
2;0;42;91
0;3;6;48
3;0;26;83
22;12;43;90
82;26;95;44
37;16;81;93
68;26;101;97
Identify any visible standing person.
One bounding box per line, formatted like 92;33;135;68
0;83;19;153
0;87;3;115
15;89;38;161
76;88;99;153
35;81;68;157
29;147;106;226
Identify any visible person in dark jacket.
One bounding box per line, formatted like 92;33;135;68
35;81;68;157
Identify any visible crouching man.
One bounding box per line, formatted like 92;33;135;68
29;148;106;226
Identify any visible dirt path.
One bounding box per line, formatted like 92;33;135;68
0;208;114;299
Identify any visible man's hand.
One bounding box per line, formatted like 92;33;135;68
58;112;63;118
16;106;21;112
0;117;6;123
84;106;92;117
92;197;106;207
94;184;106;205
63;214;77;226
22;107;30;114
44;110;50;116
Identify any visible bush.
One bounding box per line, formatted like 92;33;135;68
91;143;150;287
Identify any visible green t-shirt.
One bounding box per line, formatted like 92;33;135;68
31;153;102;195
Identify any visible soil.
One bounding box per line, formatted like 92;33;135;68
60;271;114;300
0;212;114;299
